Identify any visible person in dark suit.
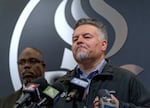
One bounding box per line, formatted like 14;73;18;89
0;47;46;108
53;18;150;108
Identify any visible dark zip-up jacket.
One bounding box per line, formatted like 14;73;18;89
54;60;150;108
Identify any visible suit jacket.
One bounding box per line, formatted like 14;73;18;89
0;88;22;108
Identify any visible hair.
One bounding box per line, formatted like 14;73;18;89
74;18;108;40
19;47;45;63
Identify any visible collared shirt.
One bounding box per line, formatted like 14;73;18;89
77;59;106;83
77;59;106;97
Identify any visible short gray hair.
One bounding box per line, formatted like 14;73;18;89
74;18;108;40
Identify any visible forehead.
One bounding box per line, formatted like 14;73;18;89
73;24;99;35
18;48;41;59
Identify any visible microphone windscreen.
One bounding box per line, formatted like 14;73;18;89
52;82;65;92
97;89;111;98
31;77;49;90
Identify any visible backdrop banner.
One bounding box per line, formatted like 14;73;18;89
0;0;149;97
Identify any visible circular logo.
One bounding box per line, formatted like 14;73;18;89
10;0;142;91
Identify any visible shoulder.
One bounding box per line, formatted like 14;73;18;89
105;59;136;77
103;59;139;86
3;89;22;100
0;89;22;108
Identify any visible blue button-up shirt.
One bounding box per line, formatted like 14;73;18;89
77;59;106;83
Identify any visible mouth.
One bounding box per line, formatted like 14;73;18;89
22;71;36;80
22;71;37;85
76;45;87;51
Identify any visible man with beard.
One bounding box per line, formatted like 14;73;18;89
53;18;150;108
0;47;46;108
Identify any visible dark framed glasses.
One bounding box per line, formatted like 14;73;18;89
17;58;43;65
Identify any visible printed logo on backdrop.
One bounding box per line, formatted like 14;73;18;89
9;0;143;91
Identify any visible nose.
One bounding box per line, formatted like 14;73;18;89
23;62;32;69
76;35;84;44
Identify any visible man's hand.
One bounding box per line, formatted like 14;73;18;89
93;96;100;108
93;94;119;108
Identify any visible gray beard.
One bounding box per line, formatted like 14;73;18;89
76;52;88;61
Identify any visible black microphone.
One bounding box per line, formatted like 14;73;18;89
15;77;49;108
97;89;118;108
66;77;89;102
16;77;66;107
41;82;65;106
97;89;111;98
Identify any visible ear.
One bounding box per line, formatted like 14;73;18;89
101;40;107;51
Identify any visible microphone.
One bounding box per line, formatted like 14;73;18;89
66;77;89;102
41;82;65;106
15;77;49;108
97;89;118;108
16;77;65;107
97;89;111;98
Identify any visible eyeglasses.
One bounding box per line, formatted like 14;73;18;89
17;58;43;65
